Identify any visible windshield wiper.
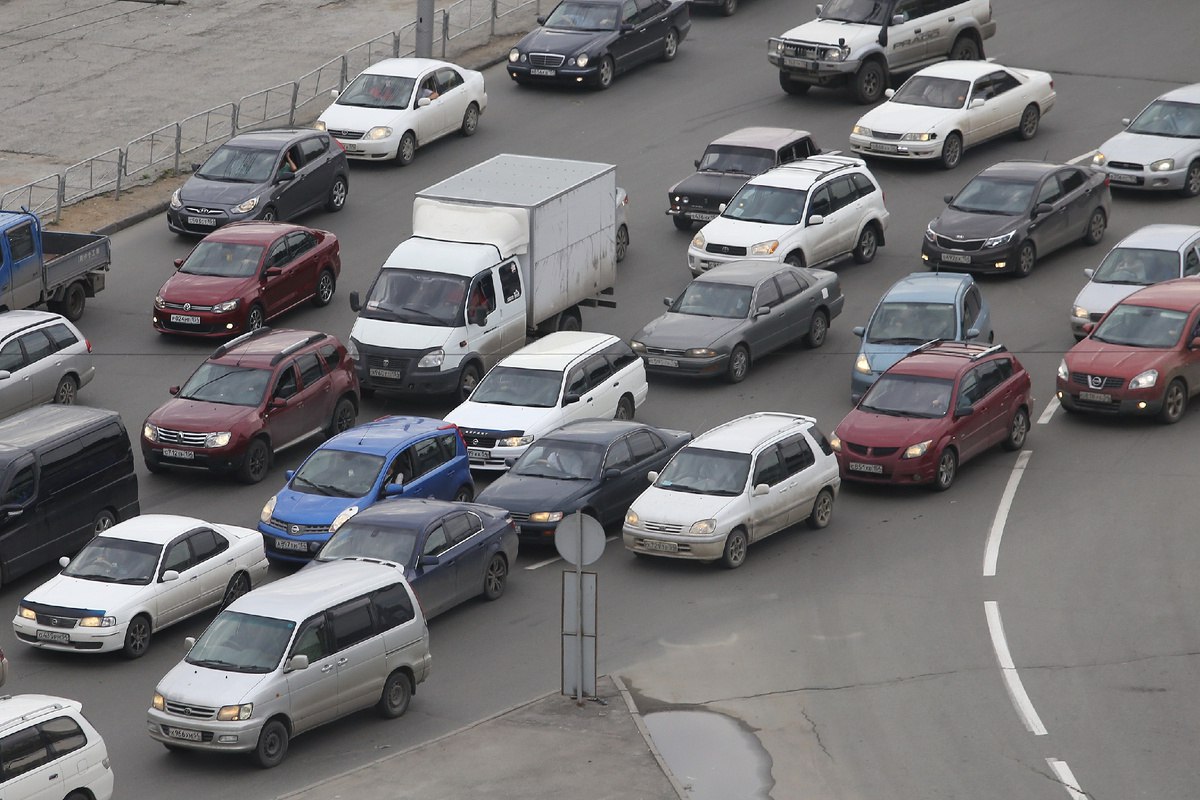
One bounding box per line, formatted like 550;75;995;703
293;474;347;496
658;483;707;494
1099;279;1148;285
115;576;151;584
870;337;925;344
398;305;446;323
860;405;906;417
69;572;116;582
189;658;242;670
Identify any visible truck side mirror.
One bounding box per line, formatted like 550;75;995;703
349;291;361;312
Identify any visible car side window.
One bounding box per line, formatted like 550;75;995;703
0;339;26;372
1058;169;1086;195
565;367;587;398
970;76;995;102
328;598;375;651
17;330;53;365
779;434;816;475
633;0;658;22
274;364;299;399
584;355;614;393
808;185;832;220
963;287;981;328
992;358;1014;381
603;341;640;372
975;362;1005;399
290;615;331;662
829;177;857;213
956;369;982;408
498;261;522;303
299;136;327;162
850;172;876;199
451;512;483;542
411;436;446;478
470;273;497;313
621;0;638;23
752;446;785;487
319;343;341;369
1;464;36;506
605;438;635;470
41;716;87;758
296;353;325;387
1187;247;1200;277
287;231;317;259
755;278;782;309
775;270;804;299
161;539;192;574
627;430;661;461
266;238;291;269
991;71;1021;96
371;583;416;629
436;432;461;460
44;323;80;351
422;524;451;556
436;68;463;91
386;449;415;485
4;223;36;262
892;0;927;21
0;724;51;780
1036;176;1064;205
188;528;228;563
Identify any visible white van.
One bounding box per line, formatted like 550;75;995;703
146;558;432;768
0;694;114;800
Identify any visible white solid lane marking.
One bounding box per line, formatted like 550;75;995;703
1046;759;1090;800
1069;149;1098;165
524;535;619;570
984;601;1048;735
1038;398;1059;425
984;450;1032;577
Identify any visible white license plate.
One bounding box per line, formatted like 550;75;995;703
344;142;361;152
869;142;899;153
35;630;69;643
468;448;490;460
162;448;195;460
941;253;972;264
530;68;556;76
167;727;203;742
782;57;814;69
643;539;679;553
1108;172;1139;183
1079;391;1112;403
186;216;217;227
848;462;883;474
169;314;201;324
369;368;404;379
688;212;716;221
647;357;679;368
274;537;309;552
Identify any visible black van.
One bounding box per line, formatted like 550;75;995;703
0;406;139;583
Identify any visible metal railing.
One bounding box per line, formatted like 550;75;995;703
0;0;539;224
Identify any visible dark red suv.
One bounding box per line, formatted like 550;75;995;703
142;328;360;483
831;340;1033;491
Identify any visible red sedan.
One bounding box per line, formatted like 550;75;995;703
1057;278;1200;424
832;341;1033;491
153;221;340;337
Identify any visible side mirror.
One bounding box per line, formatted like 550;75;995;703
852;326;865;337
418;554;440;567
269;396;288;408
943;193;954;204
1121;117;1131;126
808;214;825;226
383;482;405;496
284;654;310;673
329;88;340;100
969;98;985;109
58;556;70;568
265;267;283;278
470;307;488;326
718;202;727;213
0;371;10;381
954;406;974;419
884;88;895;99
161;570;180;583
603;468;621;481
286;469;296;480
752;483;769;496
1082;322;1095;334
276;172;295;183
0;505;23;519
663;296;673;307
536;14;546;23
965;327;980;340
1034;202;1054;217
647;470;659;483
693;159;701;169
417;97;431;108
815;4;822;14
891;13;905;24
504;457;516;468
620;23;634;32
169;385;181;395
754;305;771;317
562;392;581;406
173;258;184;269
184;636;196;651
1084;268;1094;279
349;290;361;312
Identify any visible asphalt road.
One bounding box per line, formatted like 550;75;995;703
4;1;1200;798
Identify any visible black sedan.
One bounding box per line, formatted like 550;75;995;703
506;0;691;90
309;499;518;618
475;419;692;543
921;160;1110;278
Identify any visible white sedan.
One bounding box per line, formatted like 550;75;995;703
315;57;487;166
13;515;269;659
849;61;1056;170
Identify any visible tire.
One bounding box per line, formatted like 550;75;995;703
784;251;805;268
949;35;981;60
595;56;615;90
939;132;963;170
616;223;630;263
326;396;357;437
615;394;635;420
672;216;693;231
122;614;152;659
720;528;747;569
396;131;416;166
92;509;117;535
852;223;879;264
1013;240;1036;278
54;282;87;322
221;572;251;610
1082;207;1106;246
65;792;92;800
808;488;834;530
779;72;810;96
237;438;271;484
453;484;474;502
805;310;829;349
312;269;335;307
53;374;78;405
253;719;289;769
726;344;750;383
460;102;480;136
482;553;508;600
245;303;266;332
661;28;679;62
260;207;277;222
457;362;482;402
324;175;348;212
1002;406;1029;451
1182;161;1200;198
720;0;737;14
377;671;413;719
557;308;582;331
1018;104;1041;140
1158;379;1188;424
931;448;957;492
852;60;886;104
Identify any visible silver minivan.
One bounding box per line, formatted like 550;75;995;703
146;558;431;767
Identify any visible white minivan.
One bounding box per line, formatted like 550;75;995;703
147;558;431;768
0;694;114;800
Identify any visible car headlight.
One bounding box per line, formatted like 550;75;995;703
1150;158;1175;172
143;422;158;442
206;432;232;448
1129;369;1158;389
852;124;873;137
416;348;444;369
260;495;277;524
630;340;646;354
983;230;1017;249
212;299;240;314
232;197;258;214
1071;305;1090;320
924;225;937;243
691;232;706;249
497;434;534;448
169;189;182;210
854;353;872;374
1057;359;1069;380
749;240;780;256
17;606;35;620
1092;152;1106;166
154;295;166;310
685;348;718;358
625;510;640;527
365;126;393;141
902;440;932;460
529;511;565;523
829;435;842;452
79;616;116;628
901;132;936;142
509;48;520;63
152;693;165;711
314;120;327;132
346;338;360;361
330;505;359;533
576;53;590;68
216;703;254;721
690;519;716;536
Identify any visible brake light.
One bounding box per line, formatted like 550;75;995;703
331;136;345;152
85;339;93;353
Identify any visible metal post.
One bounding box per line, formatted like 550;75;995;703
392;31;400;58
231;103;240;136
174;123;182;176
415;0;434;57
575;555;584;704
289;82;299;126
491;0;497;36
441;10;448;58
116;150;125;198
54;174;64;224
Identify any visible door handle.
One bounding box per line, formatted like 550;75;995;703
321;664;334;673
948;16;955;22
49;773;59;780
188;575;198;582
612;381;620;387
914;28;922;33
337;657;349;665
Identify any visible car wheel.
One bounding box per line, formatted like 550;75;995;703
805;310;829;348
784;250;805;268
253;719;289;769
1018;104;1041;140
557;308;582;331
720;528;747;569
326;396;357;438
939;132;963;170
950;34;980;60
616;223;629;262
377;671;413;719
1002;406;1029;451
852;223;879;263
661;28;679;61
779;72;810;95
1158;379;1188;424
453;484;474;502
931;448;957;492
808;488;835;530
720;0;738;13
93;509;117;535
122;615;152;659
672;216;693;231
457;362;482;402
1013;240;1036;278
483;554;508;600
221;572;251;610
396;131;417;166
460;102;480;136
53;374;78;405
1182;161;1200;198
615;394;635;420
260;207;277;222
237;438;271;485
52;282;87;322
312;269;336;307
852;59;886;104
726;344;750;383
1082;207;1107;245
595;56;615;90
245;303;266;331
325;175;348;212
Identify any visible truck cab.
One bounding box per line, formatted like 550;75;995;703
0;211;110;321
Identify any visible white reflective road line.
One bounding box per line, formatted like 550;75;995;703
984;450;1032;577
1069;150;1098;165
524;535;618;570
1038;398;1059;425
1047;758;1090;800
984;601;1048;735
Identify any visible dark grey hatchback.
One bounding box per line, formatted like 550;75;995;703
167;129;349;236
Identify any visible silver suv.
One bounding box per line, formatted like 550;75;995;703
0;310;94;418
768;0;997;104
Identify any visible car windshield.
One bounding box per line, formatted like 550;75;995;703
316;522;419;565
197;146;278;183
949;177;1035;215
891;76;970;109
186;611;295;674
1091;247;1181;285
360;269;470;327
178;363;272;406
670;282;754;319
513;439;604;479
697;146;775;175
722;185;807;226
1091;304;1190;348
337;74;415;110
866;302;958;344
180;241;265;278
1127;100;1200;138
62;536;161;585
818;0;887;24
544;1;620;30
860;373;954;418
470;366;562;408
292;449;386;498
654;446;749;497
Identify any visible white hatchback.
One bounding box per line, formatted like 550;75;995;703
444;332;648;471
623;412;840;568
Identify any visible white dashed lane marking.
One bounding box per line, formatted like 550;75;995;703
985;601;1048;736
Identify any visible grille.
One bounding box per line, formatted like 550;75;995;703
644;346;687;357
35;614;79;628
872;131;905;141
155;428;210;447
326;128;365;140
509;511;531;523
364;354;411;384
845;443;899;457
529;53;565;67
1106;161;1143;172
934;234;985;252
1070;372;1123;389
705;243;747;256
780;42;821;58
162;301;215;312
182;206;225;216
269;518;329;535
643;520;684;534
460;429;498;448
165;701;218;719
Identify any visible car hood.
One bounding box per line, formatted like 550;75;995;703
271;486;364;525
349;317;453;350
148;399;261;431
859;342;922;374
930;207;1021;240
699;215;790;246
1072;281;1142;316
180;175;261;208
1065;341;1170;377
157;661;272;706
637;313;743;349
24;573;147;614
670;171;754;200
159;272;255;305
518;27;605;55
444;401;557;437
318;102;411;131
476;475;594;512
629;485;736;523
780;18;871;44
837;410;947;449
859;103;956;133
1099;130;1194;165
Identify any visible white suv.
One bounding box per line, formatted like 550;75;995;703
687;155;889;277
0;695;114;800
622;412;840;569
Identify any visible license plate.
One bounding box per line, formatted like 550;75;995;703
687;212;716;221
468;448;489;460
642;539;679;553
344;143;361;152
1079;391;1112;403
36;630;69;643
1108;172;1139;184
162;448;195;460
274;537;309;552
369;367;404;379
941;253;972;264
186;216;217;227
167;727;203;742
530;68;556;76
782;57;814;69
848;462;883;474
169;314;201;324
647;357;679;368
869;142;899;153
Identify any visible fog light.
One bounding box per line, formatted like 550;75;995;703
995;262;1006;269
1057;391;1063;398
1138;401;1147;409
921;254;929;261
226;323;234;329
217;734;239;744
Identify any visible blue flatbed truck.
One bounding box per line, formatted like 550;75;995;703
0;210;110;321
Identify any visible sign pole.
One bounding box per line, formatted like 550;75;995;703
575;548;584;705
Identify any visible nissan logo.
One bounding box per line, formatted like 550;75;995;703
471;438;480;445
382;359;390;367
1089;375;1104;389
49;617;59;626
290;524;300;534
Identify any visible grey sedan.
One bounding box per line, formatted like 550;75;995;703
631;261;843;383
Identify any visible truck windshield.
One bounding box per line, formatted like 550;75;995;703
471;366;562;408
819;0;887;24
179;363;272;406
697;146;774;176
185;611;295;674
361;269;471;327
181;242;265;278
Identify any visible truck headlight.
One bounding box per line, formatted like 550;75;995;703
529;511;564;523
206;432;232;448
1150;159;1174;172
854;353;871;374
365;126;393;141
902;440;932;460
143;422;159;442
852;124;873;137
497;434;534;448
576;53;590;68
1071;305;1089;320
79;616;116;627
217;703;254;721
260;495;277;524
417;348;444;368
901;132;936;142
169;189;182;210
346;338;360;361
690;519;716;535
152;693;165;711
1057;359;1069;380
330;505;359;533
212;299;240;313
749;240;780;256
823;47;847;61
232;197;258;214
1129;369;1158;389
982;231;1016;249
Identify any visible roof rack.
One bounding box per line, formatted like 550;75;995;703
269;332;329;365
0;701;69;736
211;326;272;359
910;339;1008;361
969;343;1007;360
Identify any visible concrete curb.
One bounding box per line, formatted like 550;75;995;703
612;674;690;800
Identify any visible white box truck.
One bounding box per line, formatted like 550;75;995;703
348;154;620;401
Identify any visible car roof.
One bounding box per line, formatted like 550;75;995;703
1121;277;1200;311
100;514;218;546
0;309;72;337
0;696;83;731
890;341;1009;379
697;260;794;286
202;221;311;244
691;412;816;454
225;129;317;149
500;331;618;371
916;61;1009;81
973;160;1064;181
361;57;457;78
0;406;117;451
750;154;869;190
544;418;650;444
708;127;813;150
881;272;972;303
209;328;332;367
1112;224;1200;251
1157;83;1200;105
228;559;410;620
324;416;455;456
345;497;470;527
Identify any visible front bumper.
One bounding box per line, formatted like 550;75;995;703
466;443;528;472
920;238;1020;274
1099;163;1188;191
640;351;728;378
166;206;259;236
767;46;858;84
258;522;330;562
836;449;938;486
1055;378;1163;416
147;708;262;754
666;205;720;225
622;525;727;561
687;247;777;275
849;134;941;161
153;304;247;338
143;441;250;476
12;616;127;653
332;135;399;160
507;62;600;86
354;353;462;397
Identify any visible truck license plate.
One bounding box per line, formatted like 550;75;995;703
186;216;217;227
1079;391;1112;403
530;68;556;76
170;314;201;324
647;357;679;368
468;448;489;460
369;368;404;379
274;538;308;552
36;630;70;643
643;539;678;553
162;448;195;460
941;254;972;264
848;462;883;474
167;727;203;742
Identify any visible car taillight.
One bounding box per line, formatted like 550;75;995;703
331;137;345;152
85;339;93;353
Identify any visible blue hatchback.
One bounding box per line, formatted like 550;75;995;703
258;416;475;562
